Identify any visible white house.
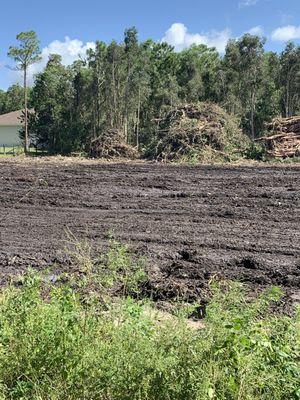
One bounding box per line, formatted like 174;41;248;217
0;110;23;147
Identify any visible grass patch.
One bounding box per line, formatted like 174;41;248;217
0;147;47;157
0;146;23;156
0;240;299;400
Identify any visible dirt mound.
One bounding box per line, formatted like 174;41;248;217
257;116;300;158
89;129;139;159
150;103;248;161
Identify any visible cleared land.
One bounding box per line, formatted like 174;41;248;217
0;158;299;306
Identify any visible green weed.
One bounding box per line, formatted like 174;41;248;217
0;245;299;400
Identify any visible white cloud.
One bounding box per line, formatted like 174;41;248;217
9;36;96;87
41;37;96;66
162;23;231;53
271;25;300;41
239;0;259;8
247;26;264;36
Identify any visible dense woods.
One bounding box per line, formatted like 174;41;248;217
1;28;300;156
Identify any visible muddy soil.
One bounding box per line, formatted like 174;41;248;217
0;159;299;307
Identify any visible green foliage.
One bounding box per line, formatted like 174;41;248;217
106;237;147;296
177;44;221;103
278;42;300;117
243;142;267;160
5;28;299;157
223;35;266;139
66;232;146;299
8;31;41;70
0;258;299;399
30;55;75;153
0;84;28;114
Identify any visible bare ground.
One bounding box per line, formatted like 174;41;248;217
0;157;299;307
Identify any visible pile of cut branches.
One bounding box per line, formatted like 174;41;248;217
266;116;300;134
89;129;139;159
257;116;300;158
149;103;248;162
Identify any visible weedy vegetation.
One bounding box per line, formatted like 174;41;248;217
0;239;299;400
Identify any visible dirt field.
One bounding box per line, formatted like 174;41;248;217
0;158;299;307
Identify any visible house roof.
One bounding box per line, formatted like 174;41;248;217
0;110;24;126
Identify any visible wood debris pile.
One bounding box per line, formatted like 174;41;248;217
257;116;300;158
151;103;248;161
89;129;138;159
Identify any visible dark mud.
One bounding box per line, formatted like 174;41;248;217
0;159;299;307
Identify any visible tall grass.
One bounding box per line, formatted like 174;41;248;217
0;240;299;399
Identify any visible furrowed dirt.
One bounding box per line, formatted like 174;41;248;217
0;158;299;307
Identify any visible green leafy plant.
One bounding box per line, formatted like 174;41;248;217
0;269;299;399
65;231;146;301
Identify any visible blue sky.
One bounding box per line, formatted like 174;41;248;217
0;0;299;90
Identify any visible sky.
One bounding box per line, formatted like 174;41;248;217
0;0;299;90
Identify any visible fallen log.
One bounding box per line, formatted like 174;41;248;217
256;132;300;142
258;116;300;158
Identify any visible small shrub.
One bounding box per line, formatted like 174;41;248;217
65;231;147;301
243;142;267;160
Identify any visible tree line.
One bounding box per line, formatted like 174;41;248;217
1;29;300;154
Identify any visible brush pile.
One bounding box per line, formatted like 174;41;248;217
89;129;138;159
150;103;248;161
257;116;300;158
